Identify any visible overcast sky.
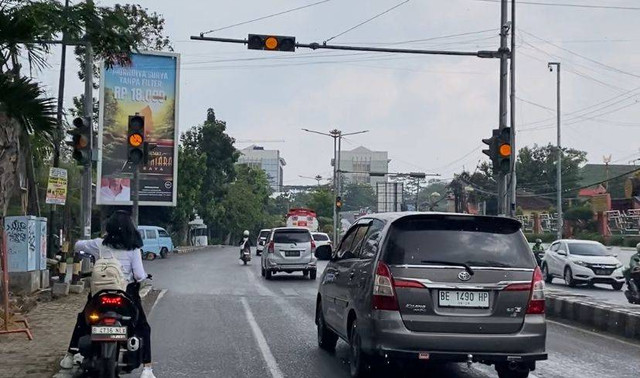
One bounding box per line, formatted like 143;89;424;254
37;0;640;186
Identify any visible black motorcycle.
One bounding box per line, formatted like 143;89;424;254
624;268;640;305
77;288;145;377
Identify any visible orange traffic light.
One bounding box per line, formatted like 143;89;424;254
264;36;278;50
128;133;143;147
499;143;511;157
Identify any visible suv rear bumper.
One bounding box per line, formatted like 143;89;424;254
364;311;547;361
266;260;316;272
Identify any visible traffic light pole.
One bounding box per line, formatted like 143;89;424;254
132;165;140;227
81;41;93;240
497;0;509;216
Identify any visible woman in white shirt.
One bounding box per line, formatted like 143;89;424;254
60;210;155;378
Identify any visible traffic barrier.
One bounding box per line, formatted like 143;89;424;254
545;291;640;340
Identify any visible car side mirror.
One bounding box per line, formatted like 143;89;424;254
558;250;567;256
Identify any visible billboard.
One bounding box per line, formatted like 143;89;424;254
376;182;403;212
96;51;180;206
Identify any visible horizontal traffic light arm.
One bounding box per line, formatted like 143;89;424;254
190;35;505;58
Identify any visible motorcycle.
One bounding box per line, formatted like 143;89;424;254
77;278;151;378
624;268;640;305
240;246;251;265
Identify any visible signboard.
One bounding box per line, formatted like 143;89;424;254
591;194;611;213
96;51;180;206
45;167;68;205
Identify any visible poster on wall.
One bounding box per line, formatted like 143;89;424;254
96;51;180;206
45;167;68;205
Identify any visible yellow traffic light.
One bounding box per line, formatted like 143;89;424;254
499;143;511;157
265;36;278;50
129;133;143;147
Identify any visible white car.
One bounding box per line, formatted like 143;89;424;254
255;229;271;256
311;232;332;260
542;239;625;290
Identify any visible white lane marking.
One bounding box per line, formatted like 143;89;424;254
149;289;167;317
241;297;284;378
548;319;640;349
245;265;274;297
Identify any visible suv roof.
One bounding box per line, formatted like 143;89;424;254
272;227;311;232
362;211;522;228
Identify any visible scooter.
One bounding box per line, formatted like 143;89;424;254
77;279;150;378
241;247;251;265
624;268;640;305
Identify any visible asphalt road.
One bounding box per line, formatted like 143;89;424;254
141;246;640;378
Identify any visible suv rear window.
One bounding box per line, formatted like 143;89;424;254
384;215;533;268
313;234;329;241
274;230;311;243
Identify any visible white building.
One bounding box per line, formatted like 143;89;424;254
337;146;389;187
237;145;286;191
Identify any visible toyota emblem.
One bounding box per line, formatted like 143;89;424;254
458;271;471;281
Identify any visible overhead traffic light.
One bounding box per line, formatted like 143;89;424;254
482;127;512;175
66;117;92;165
335;196;343;210
247;34;296;52
127;115;145;164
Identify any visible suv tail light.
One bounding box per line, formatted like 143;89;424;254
311;240;316;254
372;262;399;311
527;267;546;314
268;241;275;254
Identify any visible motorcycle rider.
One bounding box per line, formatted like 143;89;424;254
60;211;156;378
623;242;640;294
532;239;544;265
240;230;252;258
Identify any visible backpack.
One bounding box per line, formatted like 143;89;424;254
91;246;127;295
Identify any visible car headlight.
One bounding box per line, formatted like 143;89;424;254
574;260;588;266
615;263;623;269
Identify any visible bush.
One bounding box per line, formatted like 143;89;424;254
624;237;640;248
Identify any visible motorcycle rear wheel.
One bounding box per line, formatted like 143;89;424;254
99;344;118;378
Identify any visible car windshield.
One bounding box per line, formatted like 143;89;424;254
274;230;311;243
384;215;533;268
313;234;329;241
568;243;609;256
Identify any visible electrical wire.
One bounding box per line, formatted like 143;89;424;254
200;0;332;35
339;28;499;46
469;0;640;10
323;0;411;44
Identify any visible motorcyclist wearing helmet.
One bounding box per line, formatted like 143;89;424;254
532;239;544;266
240;230;253;258
623;242;640;293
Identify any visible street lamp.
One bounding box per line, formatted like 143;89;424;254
548;62;562;240
301;128;369;243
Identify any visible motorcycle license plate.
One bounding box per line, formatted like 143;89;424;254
91;326;127;341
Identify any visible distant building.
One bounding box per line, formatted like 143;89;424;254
337;146;389;187
237;145;286;191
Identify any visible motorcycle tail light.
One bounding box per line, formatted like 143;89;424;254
103;317;117;326
100;296;123;306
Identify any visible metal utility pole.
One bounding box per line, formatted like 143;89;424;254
509;0;517;217
549;62;562;239
497;0;510;216
132;167;140;227
81;40;93;239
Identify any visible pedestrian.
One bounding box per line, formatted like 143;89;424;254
60;210;156;378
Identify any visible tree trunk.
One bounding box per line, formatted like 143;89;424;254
19;131;40;216
0;111;21;217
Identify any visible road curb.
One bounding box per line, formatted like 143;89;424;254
175;245;222;254
545;291;640;340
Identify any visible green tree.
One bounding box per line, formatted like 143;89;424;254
517;144;587;195
220;165;272;242
342;183;376;211
306;187;333;219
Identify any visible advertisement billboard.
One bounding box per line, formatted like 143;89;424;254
96;51;180;206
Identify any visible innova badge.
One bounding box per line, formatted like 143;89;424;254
458;271;471;281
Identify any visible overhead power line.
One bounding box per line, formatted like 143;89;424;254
470;0;640;10
323;0;411;43
200;0;332;35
